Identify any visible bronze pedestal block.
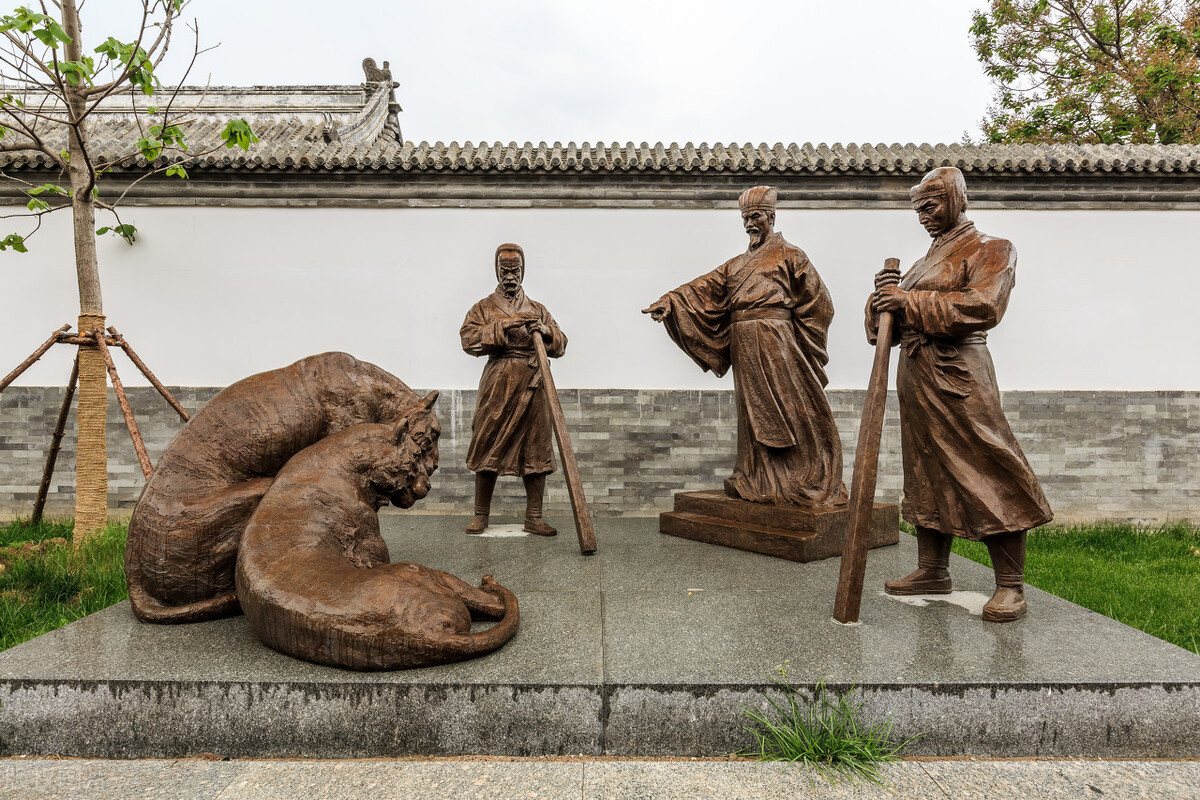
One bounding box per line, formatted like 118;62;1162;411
660;490;899;563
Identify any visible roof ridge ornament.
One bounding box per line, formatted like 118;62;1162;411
362;57;403;143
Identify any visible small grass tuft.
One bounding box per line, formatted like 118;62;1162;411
738;664;919;786
0;518;129;652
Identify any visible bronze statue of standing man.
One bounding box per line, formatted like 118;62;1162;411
460;243;567;536
643;186;848;509
867;166;1053;622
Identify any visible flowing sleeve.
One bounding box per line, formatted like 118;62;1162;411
537;304;568;358
460;300;508;356
787;249;834;387
864;296;881;344
864;296;903;347
903;239;1016;338
659;264;732;377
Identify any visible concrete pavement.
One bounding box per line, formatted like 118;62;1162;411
3;756;1199;799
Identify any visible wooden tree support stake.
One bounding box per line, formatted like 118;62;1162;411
108;326;189;422
0;325;71;392
32;352;80;523
833;258;900;624
532;333;597;555
2;322;193;517
92;330;153;480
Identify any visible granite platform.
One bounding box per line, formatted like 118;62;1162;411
2;516;1198;759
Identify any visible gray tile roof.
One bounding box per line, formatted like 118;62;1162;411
3;85;1199;176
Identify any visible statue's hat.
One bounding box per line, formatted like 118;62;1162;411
738;185;777;212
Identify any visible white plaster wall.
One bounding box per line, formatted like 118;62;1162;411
4;206;1197;390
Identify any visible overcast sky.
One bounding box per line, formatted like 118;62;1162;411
79;0;996;146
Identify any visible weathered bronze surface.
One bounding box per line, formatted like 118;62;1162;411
235;393;519;670
644;186;849;509
660;491;899;563
125;352;427;623
867;167;1053;622
460;244;567;536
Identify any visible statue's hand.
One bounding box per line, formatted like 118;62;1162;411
641;298;670;322
874;266;902;290
872;285;907;314
502;313;538;331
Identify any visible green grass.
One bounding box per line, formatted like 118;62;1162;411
901;521;1200;655
0;519;129;652
739;666;917;785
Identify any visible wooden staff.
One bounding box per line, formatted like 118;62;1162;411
531;332;597;555
833;258;900;624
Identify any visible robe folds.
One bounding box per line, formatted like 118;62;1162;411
866;222;1053;539
662;232;849;508
461;288;567;476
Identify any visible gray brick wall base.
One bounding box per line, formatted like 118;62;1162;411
1;388;1195;523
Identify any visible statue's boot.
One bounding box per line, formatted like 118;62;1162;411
522;473;557;536
884;526;953;595
983;530;1027;623
466;471;496;534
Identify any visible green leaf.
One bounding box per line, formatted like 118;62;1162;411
165;164;188;179
0;8;71;49
26;198;49;211
94;37;158;96
97;224;137;244
136;136;163;161
220;119;258;151
0;233;28;253
58;57;95;87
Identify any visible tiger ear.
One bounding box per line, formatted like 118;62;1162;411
419;390;439;411
391;416;410;445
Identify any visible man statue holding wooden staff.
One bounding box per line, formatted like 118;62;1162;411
460;243;567;536
866;166;1053;622
643;186;848;509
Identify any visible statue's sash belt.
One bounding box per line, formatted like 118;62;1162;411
899;332;987;398
487;350;542;389
731;308;792;323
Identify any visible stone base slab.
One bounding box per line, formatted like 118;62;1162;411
2;516;1198;759
659;490;900;562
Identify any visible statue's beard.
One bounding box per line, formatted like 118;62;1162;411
747;229;767;248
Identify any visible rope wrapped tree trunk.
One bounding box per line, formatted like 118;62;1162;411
74;313;109;539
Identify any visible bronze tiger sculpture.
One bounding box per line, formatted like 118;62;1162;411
126;352;440;623
234;394;519;670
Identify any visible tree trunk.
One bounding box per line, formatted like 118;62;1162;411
63;0;108;541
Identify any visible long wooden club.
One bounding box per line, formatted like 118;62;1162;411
833;258;900;624
532;332;597;555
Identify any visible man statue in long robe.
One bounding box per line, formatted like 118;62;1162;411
867;167;1053;622
460;243;567;536
643;186;848;509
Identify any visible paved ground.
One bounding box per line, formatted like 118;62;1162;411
3;756;1199;799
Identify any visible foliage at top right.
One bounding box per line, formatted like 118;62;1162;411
971;1;1200;144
